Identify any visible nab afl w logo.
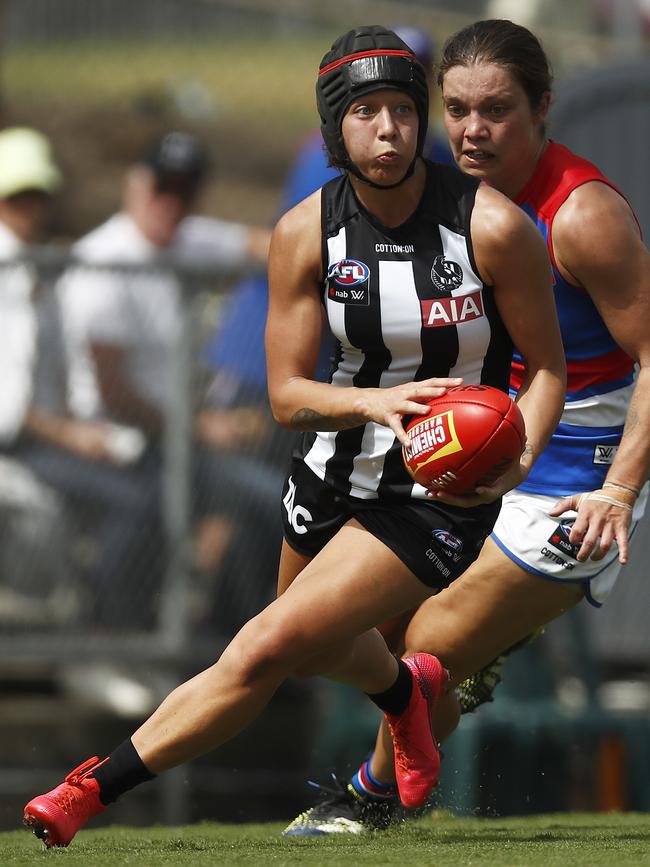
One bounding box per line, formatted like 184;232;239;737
431;255;463;293
329;259;370;286
328;259;370;305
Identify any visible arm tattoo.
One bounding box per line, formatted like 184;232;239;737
291;407;362;431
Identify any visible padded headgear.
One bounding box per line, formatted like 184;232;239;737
317;25;429;179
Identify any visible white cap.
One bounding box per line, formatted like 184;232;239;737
0;127;62;199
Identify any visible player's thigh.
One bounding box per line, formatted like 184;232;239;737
276;540;311;597
404;536;582;683
259;518;433;663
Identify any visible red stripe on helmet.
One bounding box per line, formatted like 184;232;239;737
319;49;415;76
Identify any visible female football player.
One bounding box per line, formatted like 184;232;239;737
283;19;650;837
23;25;564;847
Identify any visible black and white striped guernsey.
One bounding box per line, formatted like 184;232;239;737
299;160;513;501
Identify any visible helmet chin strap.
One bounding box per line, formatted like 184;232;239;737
347;155;419;190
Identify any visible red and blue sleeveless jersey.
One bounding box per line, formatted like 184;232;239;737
511;142;636;496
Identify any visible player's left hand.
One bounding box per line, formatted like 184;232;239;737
549;487;636;564
426;459;528;508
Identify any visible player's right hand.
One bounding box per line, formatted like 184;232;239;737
354;377;463;447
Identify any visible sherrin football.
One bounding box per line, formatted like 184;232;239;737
402;385;526;495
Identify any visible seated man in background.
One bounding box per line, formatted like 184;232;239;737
60;130;274;633
0;127;165;631
0;126;76;627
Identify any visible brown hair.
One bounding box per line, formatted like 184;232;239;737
437;19;552;112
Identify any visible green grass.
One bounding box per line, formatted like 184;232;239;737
3;813;650;866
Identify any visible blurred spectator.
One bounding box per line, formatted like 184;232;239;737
60;131;278;634
0;127;76;627
592;0;650;40
0;128;162;630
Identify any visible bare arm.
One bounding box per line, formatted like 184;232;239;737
91;342;164;435
432;184;566;505
476;184;566;470
23;408;118;462
265;192;461;446
549;181;650;562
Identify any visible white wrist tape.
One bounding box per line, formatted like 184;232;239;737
581;492;633;511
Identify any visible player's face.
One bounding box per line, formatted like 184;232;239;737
441;62;549;199
342;89;419;186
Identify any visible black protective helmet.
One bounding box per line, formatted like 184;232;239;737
317;25;429;185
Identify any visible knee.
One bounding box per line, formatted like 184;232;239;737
225;613;306;686
403;602;467;676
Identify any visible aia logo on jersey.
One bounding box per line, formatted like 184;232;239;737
421;290;484;328
547;520;580;559
328;259;369;286
431;255;463;292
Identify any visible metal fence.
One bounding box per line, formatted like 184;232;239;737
0;250;290;655
0;250;316;828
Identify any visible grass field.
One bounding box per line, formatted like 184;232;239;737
3;813;650;866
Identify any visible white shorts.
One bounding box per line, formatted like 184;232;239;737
491;485;648;607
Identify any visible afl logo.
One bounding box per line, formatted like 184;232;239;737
328;259;370;286
431;255;463;293
547;519;580;559
431;529;463;553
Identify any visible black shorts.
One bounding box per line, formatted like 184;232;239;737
280;459;501;590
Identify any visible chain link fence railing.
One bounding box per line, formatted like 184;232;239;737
0;250;291;658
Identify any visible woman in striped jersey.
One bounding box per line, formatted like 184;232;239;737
284;19;650;837
23;25;564;848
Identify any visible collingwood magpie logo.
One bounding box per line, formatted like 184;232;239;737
431;255;463;293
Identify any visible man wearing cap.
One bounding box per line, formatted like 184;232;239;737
0;128;172;632
59;131;273;629
0;127;62;447
0;127;74;626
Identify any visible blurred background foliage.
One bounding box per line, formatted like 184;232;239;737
0;0;645;237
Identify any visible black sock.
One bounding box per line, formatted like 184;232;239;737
366;658;413;715
92;738;156;805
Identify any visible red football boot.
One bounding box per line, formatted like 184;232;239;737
385;653;449;809
23;756;107;847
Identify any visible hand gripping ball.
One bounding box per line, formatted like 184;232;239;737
402;385;526;494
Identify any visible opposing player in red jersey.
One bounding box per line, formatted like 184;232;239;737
23;25;564;848
283;19;650;836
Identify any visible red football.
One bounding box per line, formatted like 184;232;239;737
402;385;526;494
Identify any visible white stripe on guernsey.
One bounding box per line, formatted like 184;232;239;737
559;381;634;428
304;226;350;482
439;225;491;383
346;259;423;497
